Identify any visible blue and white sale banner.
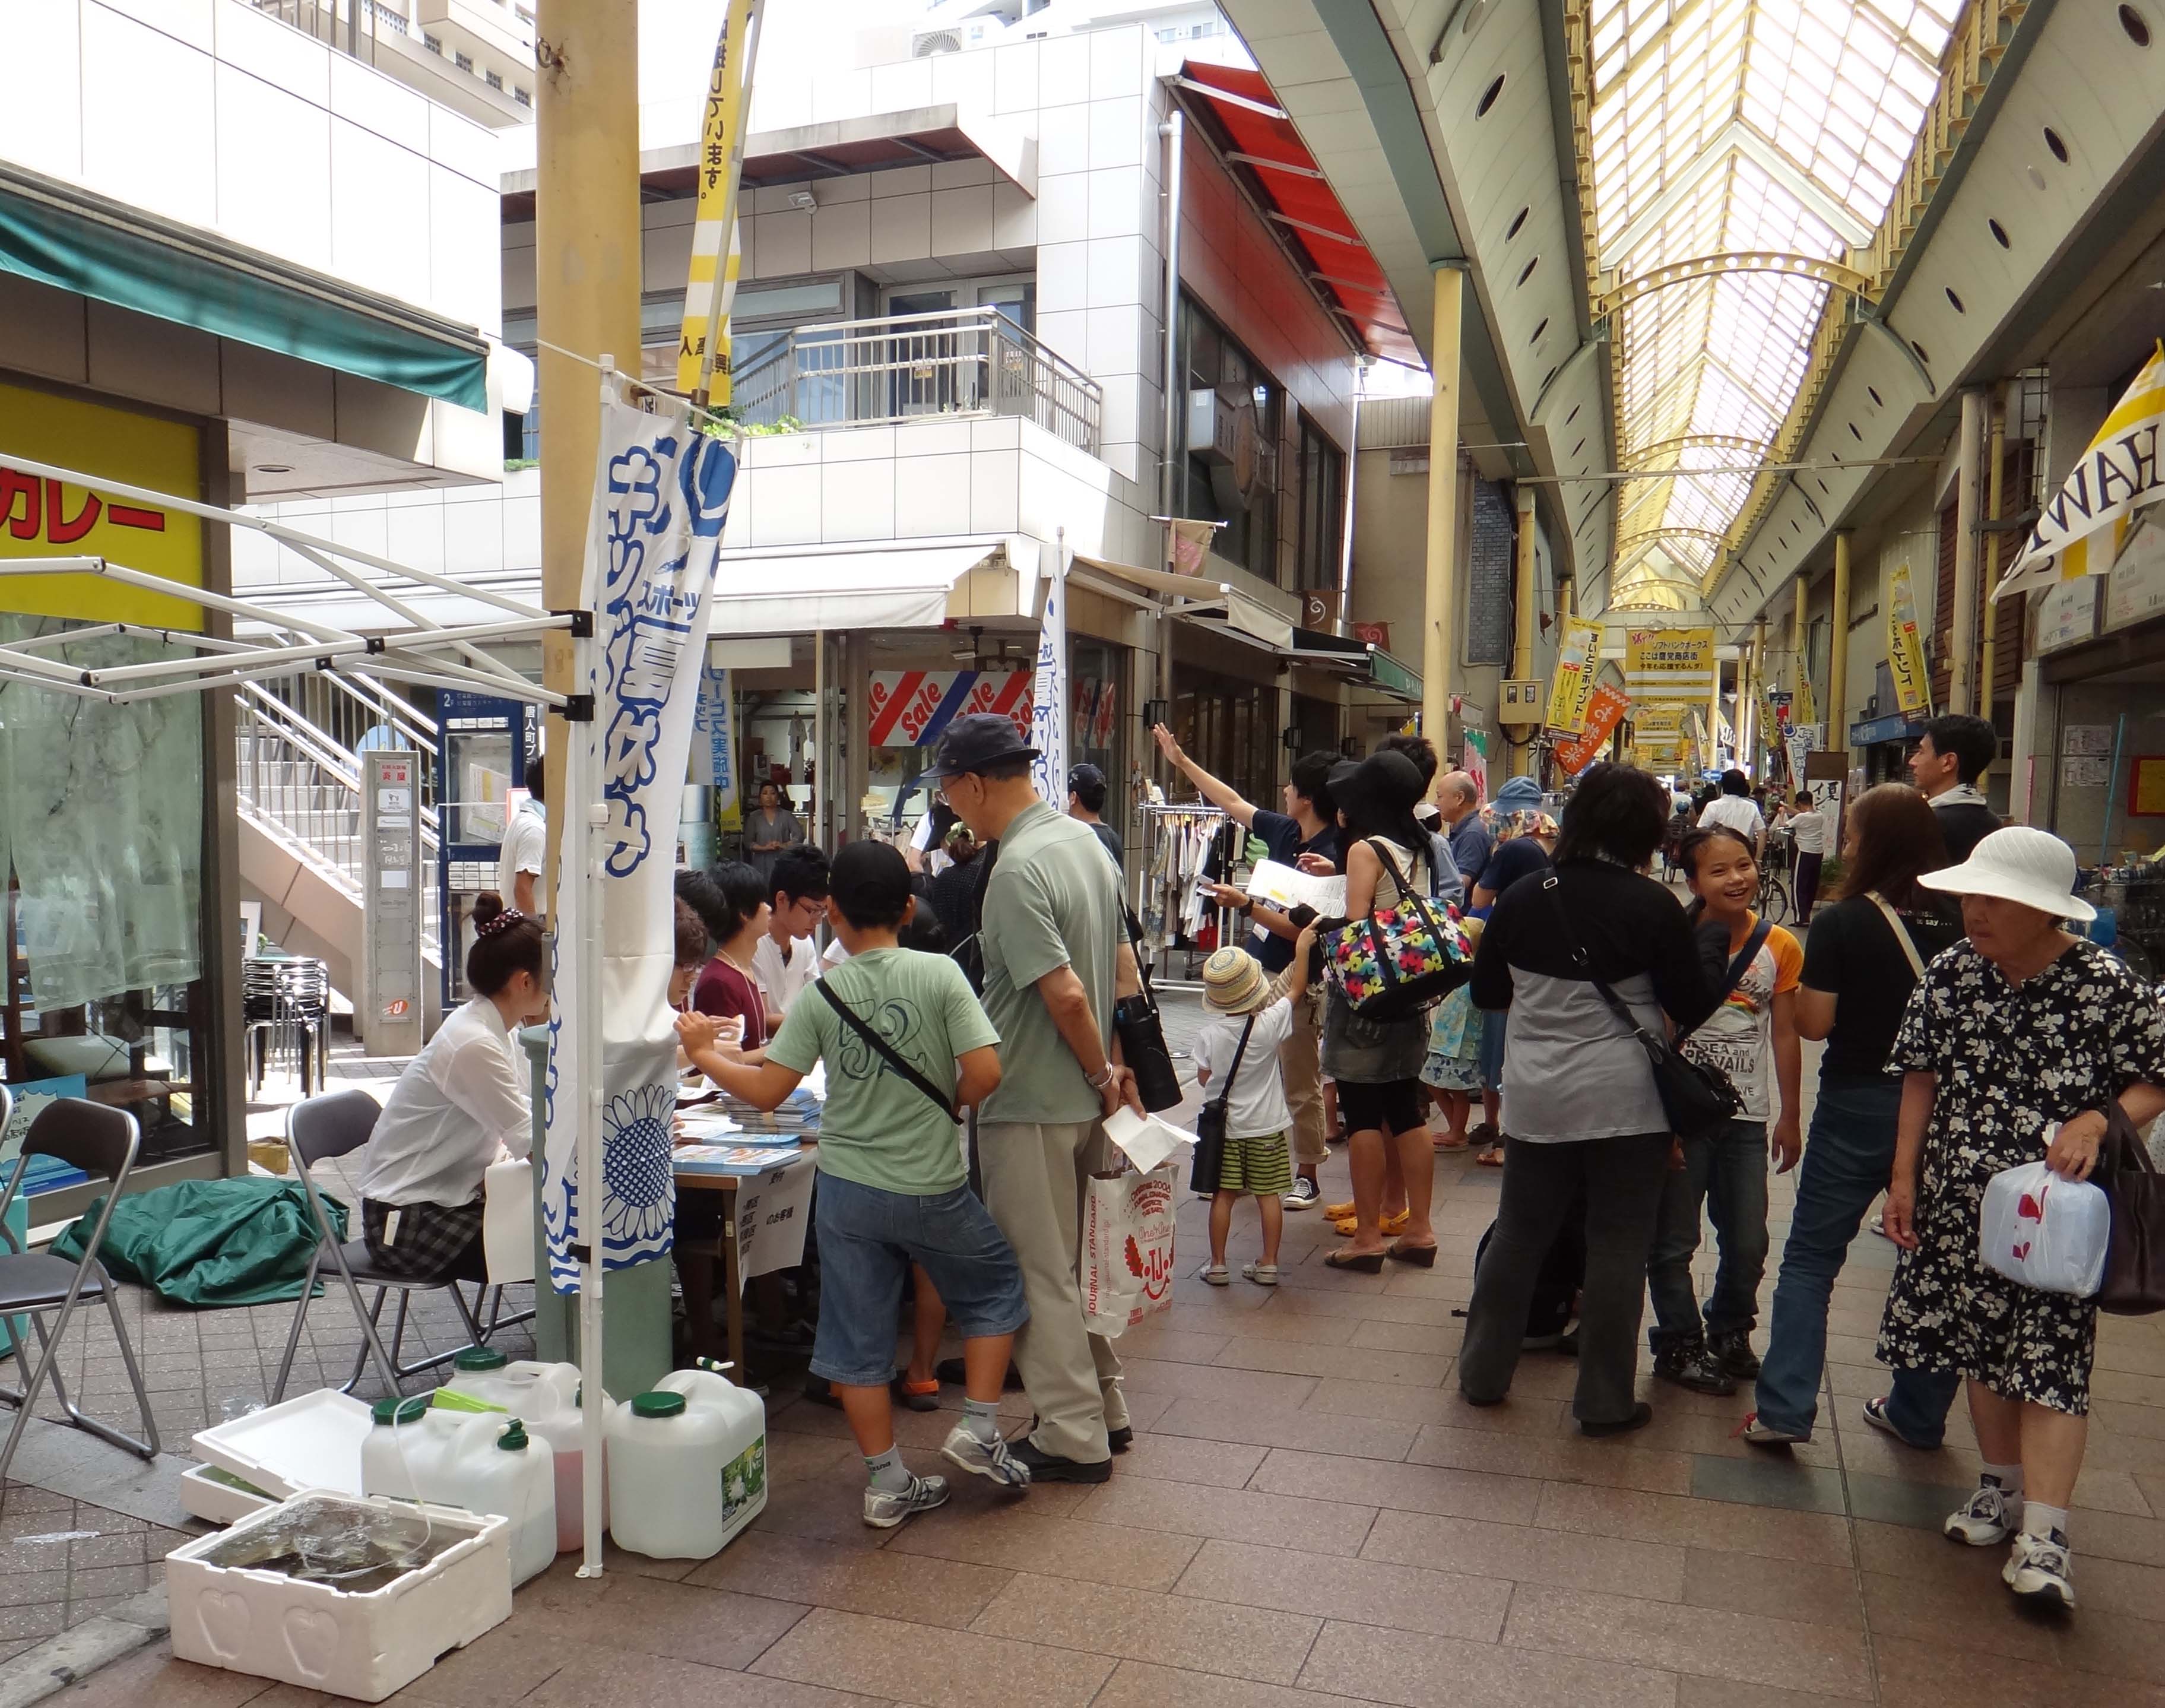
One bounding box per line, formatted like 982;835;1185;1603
1029;553;1068;807
693;661;737;826
545;376;737;1291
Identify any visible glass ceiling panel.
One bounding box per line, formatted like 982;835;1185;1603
1584;0;1957;588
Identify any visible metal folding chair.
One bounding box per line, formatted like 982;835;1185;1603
0;1096;159;1484
271;1089;531;1402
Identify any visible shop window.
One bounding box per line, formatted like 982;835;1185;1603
1174;299;1282;585
1295;417;1345;592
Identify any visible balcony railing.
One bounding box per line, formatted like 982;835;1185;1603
731;308;1104;457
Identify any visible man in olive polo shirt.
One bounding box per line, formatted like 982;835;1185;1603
927;714;1142;1482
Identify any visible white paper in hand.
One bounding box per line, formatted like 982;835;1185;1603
1248;858;1346;917
1104;1107;1195;1173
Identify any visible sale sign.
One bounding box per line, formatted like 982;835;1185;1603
866;669;1032;747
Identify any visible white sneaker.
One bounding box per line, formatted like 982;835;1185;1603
1945;1479;2024;1546
940;1424;1032;1490
863;1472;950;1529
2004;1529;2075;1609
1735;1412;1808;1446
1282;1177;1320;1212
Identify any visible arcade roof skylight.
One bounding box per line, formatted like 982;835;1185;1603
1586;0;1958;604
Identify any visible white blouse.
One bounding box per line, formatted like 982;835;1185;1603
360;997;531;1208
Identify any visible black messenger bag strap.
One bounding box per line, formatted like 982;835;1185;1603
812;976;958;1124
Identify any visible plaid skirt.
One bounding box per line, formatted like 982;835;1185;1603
362;1197;487;1284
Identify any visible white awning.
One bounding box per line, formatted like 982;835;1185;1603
1069;554;1294;652
709;542;1006;635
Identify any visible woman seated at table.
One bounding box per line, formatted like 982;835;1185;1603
358;896;549;1282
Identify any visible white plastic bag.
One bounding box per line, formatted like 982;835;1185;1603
1080;1164;1179;1337
1979;1158;2111;1297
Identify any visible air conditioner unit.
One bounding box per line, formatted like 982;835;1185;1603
1186;388;1238;465
913;28;962;54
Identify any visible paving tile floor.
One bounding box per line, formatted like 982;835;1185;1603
24;988;2165;1705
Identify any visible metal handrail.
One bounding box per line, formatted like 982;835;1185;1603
730;306;1104;454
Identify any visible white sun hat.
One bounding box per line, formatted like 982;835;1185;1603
1917;824;2097;923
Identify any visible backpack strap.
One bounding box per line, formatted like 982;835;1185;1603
810;976;958;1124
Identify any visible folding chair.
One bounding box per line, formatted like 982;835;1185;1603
0;1096;159;1484
271;1089;531;1403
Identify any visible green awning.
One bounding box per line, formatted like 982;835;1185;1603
0;166;488;414
1365;647;1422;702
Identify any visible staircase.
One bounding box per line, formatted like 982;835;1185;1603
234;674;443;1026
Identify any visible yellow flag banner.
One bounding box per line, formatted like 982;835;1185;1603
1994;343;2165;599
1886;560;1932;716
1625;625;1714;702
675;0;758;401
1545;615;1603;733
1792;665;1816;730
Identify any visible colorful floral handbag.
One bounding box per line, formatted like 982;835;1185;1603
1324;839;1474;1021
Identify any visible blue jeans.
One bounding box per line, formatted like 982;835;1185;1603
1752;1073;1963;1442
1647;1118;1770;1349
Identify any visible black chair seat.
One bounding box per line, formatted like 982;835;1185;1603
0;1255;109;1313
319;1236;437;1291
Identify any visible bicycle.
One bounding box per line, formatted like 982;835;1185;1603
1756;861;1792;924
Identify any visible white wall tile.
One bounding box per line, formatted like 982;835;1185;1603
870;164;933;198
1086;305;1146;378
430;168;500;332
328;501;391;564
809;68;872;125
747;70;813;131
1038;103;1090;176
868;58;934;114
1087;166;1147;240
502;239;537;313
895;420;972;458
1096;370;1146;454
821;460;895;543
969;450;1020;533
932;157;995;189
1035;174;1089;245
1086;235;1146;310
385;503;448;581
210;65;329;269
0;1;81;182
820;426;895;464
1038;36;1091;107
1038;240;1091;315
893;452;969;536
326;50;428;154
329;116;431;308
870;193;932;265
502;487;541;571
211;0;326;104
440;493;504;578
814;173;871;205
930;185;994;255
752;210;813;277
749;464;820;547
81;5;215;229
810;199;873;271
929;49;993;116
1089;26;1146;100
644;219;695;297
993;41;1038;114
426;104;500;189
992;179;1036;249
971;418;1021;452
1089;96;1146;171
100;0;211;51
1036;308;1088;371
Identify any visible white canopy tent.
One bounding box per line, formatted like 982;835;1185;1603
0;461;628;1579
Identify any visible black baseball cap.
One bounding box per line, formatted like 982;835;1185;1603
922;712;1039;781
1067;762;1107;792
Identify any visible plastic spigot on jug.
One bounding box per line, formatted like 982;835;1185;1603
437;1352;614;1554
605;1360;767;1560
361;1396;556;1586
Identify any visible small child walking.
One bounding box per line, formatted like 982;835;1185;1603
1194;927;1316;1288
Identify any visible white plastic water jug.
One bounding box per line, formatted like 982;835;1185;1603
605;1361;767;1560
362;1396;556;1586
439;1352;610;1552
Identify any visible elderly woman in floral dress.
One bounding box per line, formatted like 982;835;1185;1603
1879;827;2165;1612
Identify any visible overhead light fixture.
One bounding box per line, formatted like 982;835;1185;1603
788;191;817;211
253;464;294;474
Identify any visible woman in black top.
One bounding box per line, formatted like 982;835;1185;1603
1742;784;1958;1447
1458;765;1722;1436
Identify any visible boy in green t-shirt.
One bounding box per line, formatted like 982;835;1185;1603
678;841;1031;1528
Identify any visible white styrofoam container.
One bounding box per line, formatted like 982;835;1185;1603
178;1463;279;1528
165;1491;511;1704
192;1390;374;1500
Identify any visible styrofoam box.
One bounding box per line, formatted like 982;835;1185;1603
192;1390;373;1500
178;1463;279;1528
166;1491;512;1704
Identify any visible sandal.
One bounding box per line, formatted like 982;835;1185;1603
1324;1248;1386;1273
1434;1136;1468;1151
1201;1263;1231;1286
1332;1211;1411;1237
1386;1242;1438;1267
1473;1148;1504;1168
1241;1262;1280;1287
892;1376;940;1412
1323;1201;1355;1220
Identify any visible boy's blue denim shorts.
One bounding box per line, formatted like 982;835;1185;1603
810;1172;1029;1389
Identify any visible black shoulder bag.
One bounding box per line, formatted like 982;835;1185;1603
1190;1013;1257;1196
1115;899;1184;1113
810;977;958;1123
1539;874;1768;1142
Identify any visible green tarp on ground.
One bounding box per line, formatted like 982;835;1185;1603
52;1177;346;1308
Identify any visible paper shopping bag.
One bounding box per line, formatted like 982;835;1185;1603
1080;1164;1178;1337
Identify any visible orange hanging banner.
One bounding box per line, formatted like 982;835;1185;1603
1554;684;1631;774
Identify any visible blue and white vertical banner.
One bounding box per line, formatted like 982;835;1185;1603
1029;537;1069;807
545;374;737;1292
693;661;738;826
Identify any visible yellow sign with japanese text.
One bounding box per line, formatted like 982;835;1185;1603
1624;625;1714;702
0;380;203;630
675;0;756;400
1545;615;1603;733
1792;665;1816;730
1886;560;1931;716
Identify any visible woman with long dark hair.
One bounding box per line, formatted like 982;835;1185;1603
1321;749;1441;1271
1742;782;1963;1447
358;895;549;1282
1457;763;1721;1435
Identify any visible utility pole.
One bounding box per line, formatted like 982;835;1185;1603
1422;265;1464;753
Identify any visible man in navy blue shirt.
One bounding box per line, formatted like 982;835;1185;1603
1152;725;1339;1210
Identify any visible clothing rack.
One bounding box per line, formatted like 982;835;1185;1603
1136;802;1240;986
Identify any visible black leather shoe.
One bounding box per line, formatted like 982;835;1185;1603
1108;1425;1133;1453
1010;1438;1113;1483
1708;1329;1761;1380
1652;1336;1736;1396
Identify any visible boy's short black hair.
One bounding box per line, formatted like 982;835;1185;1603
1794;790;1814;807
770;844;830;904
829;839;914;931
1920;712;1997;784
1289;751;1337;819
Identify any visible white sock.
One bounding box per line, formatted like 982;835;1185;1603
2021;1501;2069;1544
1980;1460;2024;1500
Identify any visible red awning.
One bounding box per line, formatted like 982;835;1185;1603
1176;61;1420;367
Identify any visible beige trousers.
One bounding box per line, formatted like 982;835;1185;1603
1281;984;1328;1167
977;1118;1129;1463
